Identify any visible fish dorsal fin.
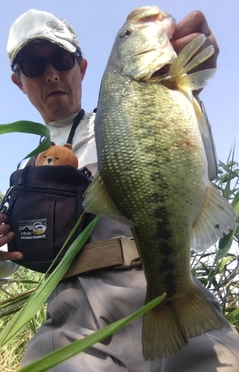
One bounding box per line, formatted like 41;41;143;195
191;182;236;251
82;172;134;227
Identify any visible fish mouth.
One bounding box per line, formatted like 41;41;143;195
151;64;171;78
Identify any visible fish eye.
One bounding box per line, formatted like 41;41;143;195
119;29;132;38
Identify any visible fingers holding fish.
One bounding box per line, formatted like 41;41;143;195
171;10;219;72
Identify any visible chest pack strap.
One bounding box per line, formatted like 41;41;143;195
67;109;85;144
60;236;141;280
26;109;85;167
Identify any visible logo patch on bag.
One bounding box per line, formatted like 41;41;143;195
18;219;47;240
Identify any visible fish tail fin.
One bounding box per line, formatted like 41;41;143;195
142;283;222;360
142;299;187;360
177;282;222;338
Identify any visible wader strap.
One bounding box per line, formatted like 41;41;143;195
61;236;141;280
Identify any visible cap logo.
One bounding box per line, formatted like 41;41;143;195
46;21;65;33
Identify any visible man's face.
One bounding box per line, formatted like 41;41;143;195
11;41;87;124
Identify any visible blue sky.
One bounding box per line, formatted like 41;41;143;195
0;0;238;192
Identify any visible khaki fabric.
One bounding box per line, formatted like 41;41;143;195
22;267;239;371
22;218;239;371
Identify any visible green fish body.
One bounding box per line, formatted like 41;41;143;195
83;6;236;359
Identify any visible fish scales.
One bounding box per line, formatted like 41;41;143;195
83;6;236;360
97;71;203;298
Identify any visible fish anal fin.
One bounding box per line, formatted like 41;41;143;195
82;173;134;227
192;183;236;251
142;282;222;360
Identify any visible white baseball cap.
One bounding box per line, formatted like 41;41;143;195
7;9;81;65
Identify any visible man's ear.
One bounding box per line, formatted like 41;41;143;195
80;58;88;81
11;73;26;93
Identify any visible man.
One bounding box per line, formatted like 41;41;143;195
0;8;239;372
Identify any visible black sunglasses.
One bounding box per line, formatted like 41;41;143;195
12;50;81;78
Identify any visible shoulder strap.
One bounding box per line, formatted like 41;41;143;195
26;156;37;167
67;109;85;144
25;110;85;166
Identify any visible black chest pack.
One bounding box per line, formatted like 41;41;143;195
0;110;95;273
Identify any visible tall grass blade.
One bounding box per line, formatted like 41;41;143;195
0;121;51;168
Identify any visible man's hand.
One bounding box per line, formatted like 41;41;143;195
0;214;23;260
171;10;219;72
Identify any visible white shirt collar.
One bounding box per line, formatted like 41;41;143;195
48;113;78;128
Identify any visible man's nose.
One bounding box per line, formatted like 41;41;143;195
44;63;60;82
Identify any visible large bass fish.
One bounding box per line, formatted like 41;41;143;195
83;6;236;360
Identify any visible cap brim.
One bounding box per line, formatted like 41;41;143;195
10;36;76;65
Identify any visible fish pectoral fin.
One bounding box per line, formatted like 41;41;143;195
161;34;216;92
175;68;216;92
82;173;134;227
161;34;216;151
191;182;236;251
169;34;214;78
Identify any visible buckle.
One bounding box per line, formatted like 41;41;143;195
114;236;141;269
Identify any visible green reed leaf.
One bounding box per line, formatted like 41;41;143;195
0;121;51;168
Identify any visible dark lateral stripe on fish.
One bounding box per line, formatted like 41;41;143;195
157;262;178;298
140;203;178;299
153;205;172;241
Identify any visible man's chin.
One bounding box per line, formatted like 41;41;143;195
45;105;74;122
